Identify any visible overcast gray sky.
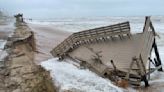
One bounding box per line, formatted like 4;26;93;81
0;0;164;19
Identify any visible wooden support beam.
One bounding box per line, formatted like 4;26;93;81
110;60;118;82
148;57;161;80
143;16;151;32
125;59;135;80
153;39;163;71
139;54;146;74
148;58;151;80
141;75;149;87
148;57;156;66
111;60;117;73
150;21;156;36
154;58;159;67
145;65;162;76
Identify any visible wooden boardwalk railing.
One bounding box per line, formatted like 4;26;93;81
51;21;131;57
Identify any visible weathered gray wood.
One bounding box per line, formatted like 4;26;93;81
51;21;131;57
149;21;156;35
125;59;135;80
51;17;162;87
143;16;151;32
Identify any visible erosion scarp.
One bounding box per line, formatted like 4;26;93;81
0;14;56;92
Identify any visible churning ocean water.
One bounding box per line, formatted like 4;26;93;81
0;18;13;65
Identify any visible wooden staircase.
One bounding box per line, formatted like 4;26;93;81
51;22;131;57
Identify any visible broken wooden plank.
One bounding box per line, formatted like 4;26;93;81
145;65;162;76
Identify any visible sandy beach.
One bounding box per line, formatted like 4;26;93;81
28;23;72;63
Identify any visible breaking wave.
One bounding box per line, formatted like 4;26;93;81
41;58;123;92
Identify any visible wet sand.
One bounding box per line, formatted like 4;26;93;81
28;23;72;63
0;31;11;40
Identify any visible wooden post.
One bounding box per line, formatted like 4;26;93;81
153;39;163;71
154;58;159;67
125;59;135;80
143;16;151;32
110;60;118;82
148;58;151;80
142;75;149;87
111;60;117;72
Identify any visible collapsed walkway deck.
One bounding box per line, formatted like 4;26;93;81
51;16;163;86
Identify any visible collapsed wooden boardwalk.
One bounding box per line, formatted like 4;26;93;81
51;22;131;57
51;17;163;87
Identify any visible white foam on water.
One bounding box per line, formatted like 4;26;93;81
0;40;8;66
26;16;164;33
41;58;123;92
26;17;140;32
0;40;7;49
0;50;8;63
